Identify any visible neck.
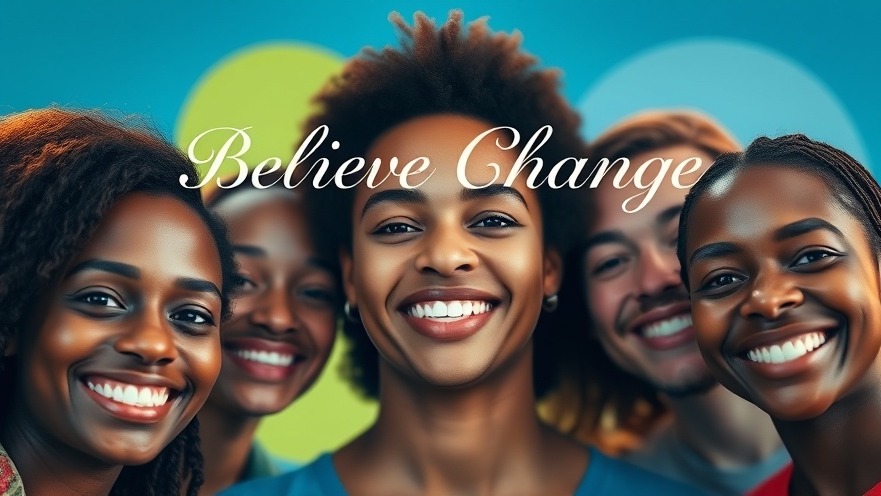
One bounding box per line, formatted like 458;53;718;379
1;408;121;496
337;345;587;495
197;402;261;496
776;367;881;496
663;384;783;468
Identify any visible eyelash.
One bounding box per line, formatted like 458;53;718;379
697;248;843;295
372;214;520;237
169;308;216;328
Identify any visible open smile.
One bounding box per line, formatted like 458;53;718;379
626;304;694;350
399;289;501;342
733;321;841;379
224;337;306;382
80;374;183;424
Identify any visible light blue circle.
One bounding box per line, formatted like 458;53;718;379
579;38;871;171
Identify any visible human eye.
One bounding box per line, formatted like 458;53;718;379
170;307;216;331
469;214;521;229
372;222;421;235
300;286;336;306
68;288;127;317
697;271;746;296
78;291;124;308
234;273;259;293
791;248;842;269
591;255;629;278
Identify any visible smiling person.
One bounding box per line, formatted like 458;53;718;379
0;109;237;495
545;111;789;495
222;11;703;496
679;134;881;496
195;174;340;494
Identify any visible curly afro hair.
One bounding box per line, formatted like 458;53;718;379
0;108;238;496
302;11;587;400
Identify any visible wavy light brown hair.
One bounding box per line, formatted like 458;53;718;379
543;110;740;453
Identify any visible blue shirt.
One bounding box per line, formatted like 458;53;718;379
221;447;707;495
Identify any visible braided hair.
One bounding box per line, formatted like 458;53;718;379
0;108;238;495
677;133;880;288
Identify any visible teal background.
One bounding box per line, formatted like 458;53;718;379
2;0;879;462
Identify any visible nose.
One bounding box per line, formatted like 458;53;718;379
636;244;682;298
249;286;298;334
414;223;479;276
739;268;803;320
114;310;178;365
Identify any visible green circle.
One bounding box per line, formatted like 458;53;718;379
176;43;343;180
175;44;377;463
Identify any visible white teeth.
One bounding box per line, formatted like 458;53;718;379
86;380;169;407
235;349;295;367
642;315;692;338
406;300;494;319
448;301;463;317
745;332;829;364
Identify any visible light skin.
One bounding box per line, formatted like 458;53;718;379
198;188;337;495
685;165;881;495
334;114;588;495
1;193;223;496
584;145;781;467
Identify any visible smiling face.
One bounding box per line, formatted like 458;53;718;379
583;145;715;396
685;165;881;420
208;188;337;416
342;114;560;389
14;193;223;465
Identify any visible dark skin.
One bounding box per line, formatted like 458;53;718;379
198;188;337;495
685;165;881;496
1;193;224;496
335;114;587;496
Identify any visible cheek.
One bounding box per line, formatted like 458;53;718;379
587;279;624;332
691;302;728;354
305;311;338;355
182;336;222;393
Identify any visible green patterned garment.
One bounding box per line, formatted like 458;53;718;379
0;442;23;496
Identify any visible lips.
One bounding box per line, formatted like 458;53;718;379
398;288;500;341
223;337;305;382
79;373;183;424
732;320;840;378
625;303;695;350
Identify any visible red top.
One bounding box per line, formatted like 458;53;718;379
750;464;881;496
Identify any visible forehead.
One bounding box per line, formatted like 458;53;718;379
75;192;221;280
688;165;854;245
590;145;712;234
356;113;537;205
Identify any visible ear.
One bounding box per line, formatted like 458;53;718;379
340;247;357;308
542;248;563;297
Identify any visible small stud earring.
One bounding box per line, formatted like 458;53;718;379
542;294;559;312
344;301;361;323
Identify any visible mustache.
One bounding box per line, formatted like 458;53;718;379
616;286;691;335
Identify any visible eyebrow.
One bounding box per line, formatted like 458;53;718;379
658;205;683;225
176;278;222;300
65;259;140;280
232;244;266;257
460;184;528;209
689;242;740;266
774;217;844;241
362;189;427;216
581;230;635;252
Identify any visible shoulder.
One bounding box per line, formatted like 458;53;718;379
221;452;346;496
747;464;793;496
576;447;710;496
